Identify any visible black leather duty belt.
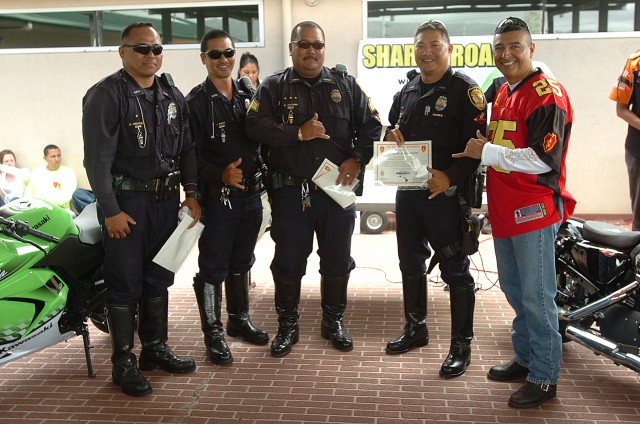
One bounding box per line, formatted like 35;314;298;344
113;171;181;200
209;172;262;197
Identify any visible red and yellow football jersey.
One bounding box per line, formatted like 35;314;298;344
487;70;576;238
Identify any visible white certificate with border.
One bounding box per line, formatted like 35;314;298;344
373;140;432;186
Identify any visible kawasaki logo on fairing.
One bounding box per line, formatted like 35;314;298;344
32;215;50;230
0;321;54;354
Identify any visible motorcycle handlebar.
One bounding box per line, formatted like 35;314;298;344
0;216;60;243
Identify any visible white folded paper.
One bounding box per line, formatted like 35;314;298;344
153;214;204;273
311;158;359;209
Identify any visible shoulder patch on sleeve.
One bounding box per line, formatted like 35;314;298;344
248;99;259;113
468;86;486;111
543;133;558;153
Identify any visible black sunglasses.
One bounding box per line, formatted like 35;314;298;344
122;44;163;55
292;40;325;50
204;48;236;60
495;17;530;33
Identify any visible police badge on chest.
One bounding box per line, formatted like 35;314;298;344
167;102;177;125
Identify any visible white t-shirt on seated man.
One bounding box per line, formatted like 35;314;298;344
26;144;77;214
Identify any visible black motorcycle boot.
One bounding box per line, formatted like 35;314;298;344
193;276;233;364
108;304;152;397
225;272;269;345
386;274;429;354
320;275;353;352
509;381;557;408
440;285;475;377
270;281;301;357
138;296;196;373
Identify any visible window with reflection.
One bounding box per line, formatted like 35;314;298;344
0;3;262;49
367;1;638;37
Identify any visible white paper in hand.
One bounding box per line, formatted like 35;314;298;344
153;214;204;273
311;158;359;209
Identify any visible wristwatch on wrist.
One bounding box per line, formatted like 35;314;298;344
185;191;201;201
352;155;362;165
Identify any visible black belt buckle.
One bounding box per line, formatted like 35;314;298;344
112;173;124;194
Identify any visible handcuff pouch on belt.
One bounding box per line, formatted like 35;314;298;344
112;171;181;201
462;165;485;209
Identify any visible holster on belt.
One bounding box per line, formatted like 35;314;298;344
207;171;263;197
264;170;305;197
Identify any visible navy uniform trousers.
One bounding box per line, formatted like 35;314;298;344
269;185;356;283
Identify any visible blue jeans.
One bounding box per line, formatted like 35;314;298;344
493;222;561;385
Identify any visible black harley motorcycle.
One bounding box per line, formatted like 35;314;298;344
555;217;640;372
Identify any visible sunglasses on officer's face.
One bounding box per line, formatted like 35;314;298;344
292;40;325;50
122;44;164;55
204;48;236;60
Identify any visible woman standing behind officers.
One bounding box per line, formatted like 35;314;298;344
237;51;261;90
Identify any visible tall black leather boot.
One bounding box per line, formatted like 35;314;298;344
225;271;269;345
108;304;152;397
440;285;475;377
270;281;301;357
193;276;233;364
320;275;353;352
386;273;429;354
138;296;196;373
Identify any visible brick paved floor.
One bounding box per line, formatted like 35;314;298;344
1;223;640;423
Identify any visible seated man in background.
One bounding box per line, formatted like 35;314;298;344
26;144;77;212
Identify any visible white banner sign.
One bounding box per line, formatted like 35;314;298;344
356;35;551;126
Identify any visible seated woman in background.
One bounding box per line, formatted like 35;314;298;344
237;51;260;90
0;149;30;206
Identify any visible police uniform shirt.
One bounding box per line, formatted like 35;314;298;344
82;69;198;217
245;66;381;179
186;78;258;188
387;67;486;187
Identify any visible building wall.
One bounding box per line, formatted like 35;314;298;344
0;0;633;215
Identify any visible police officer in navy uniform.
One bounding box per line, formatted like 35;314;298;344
82;22;201;397
186;29;268;365
384;20;486;377
245;21;381;357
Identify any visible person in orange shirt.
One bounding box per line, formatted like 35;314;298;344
610;52;640;230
